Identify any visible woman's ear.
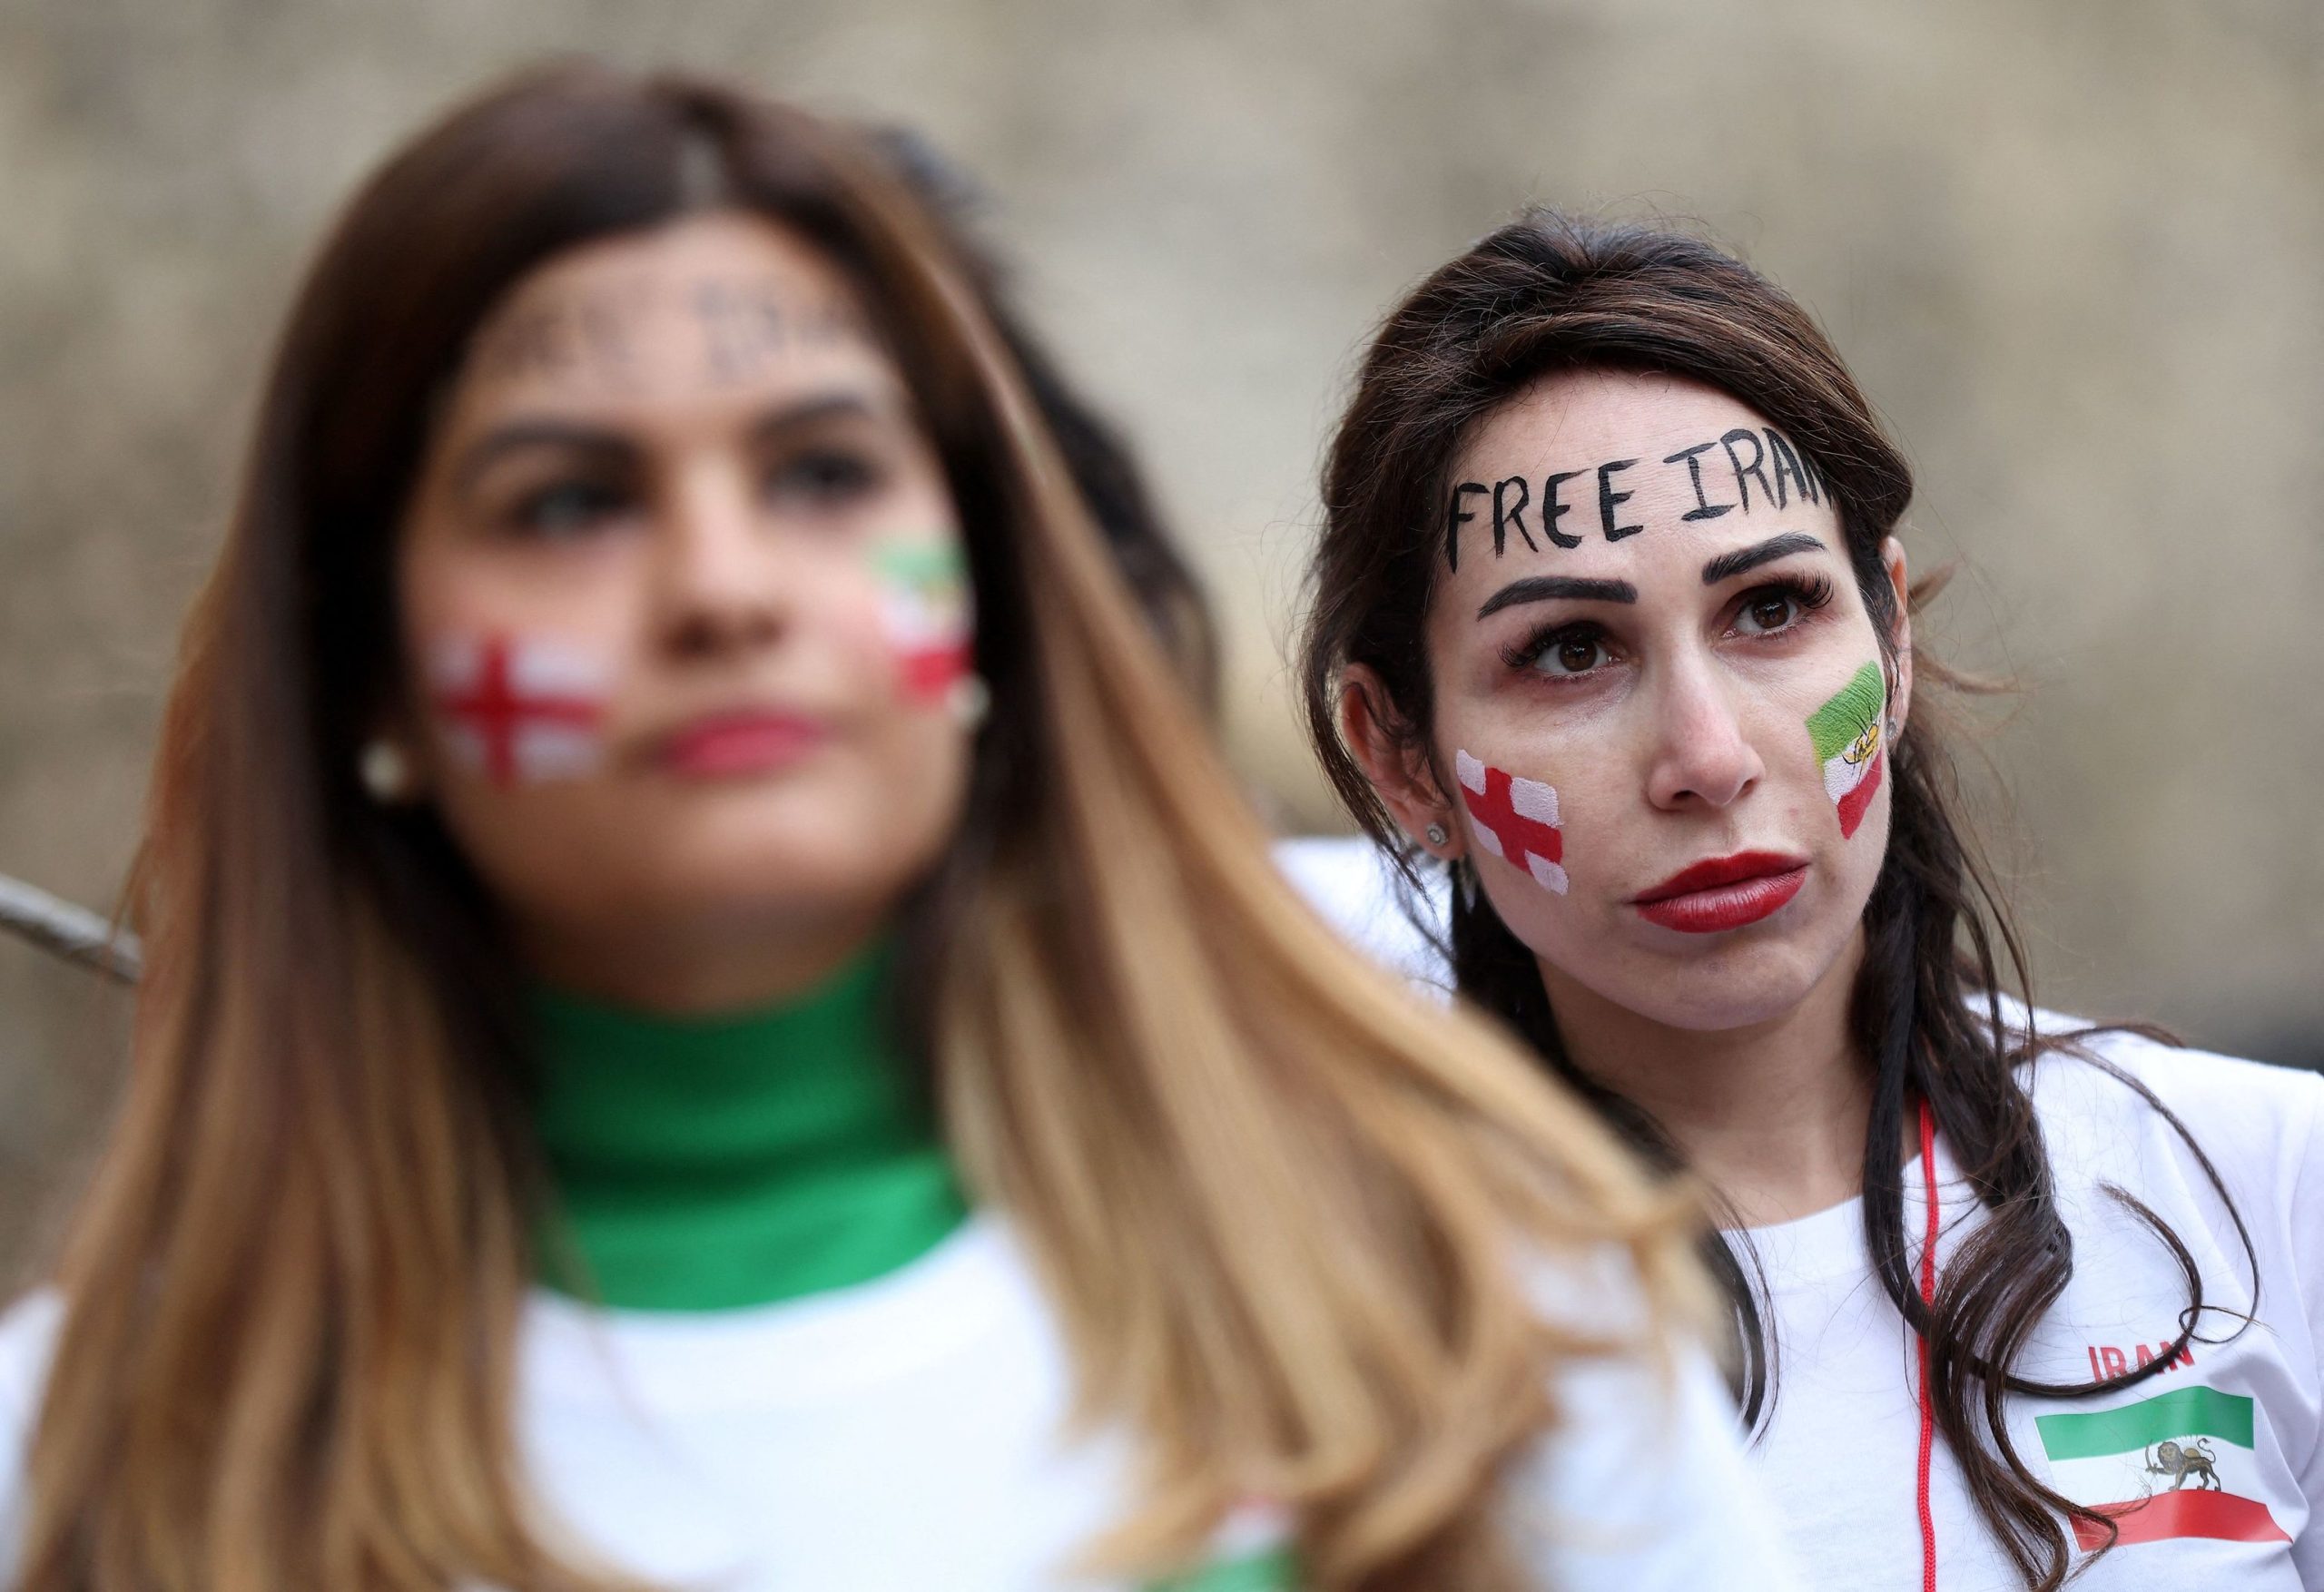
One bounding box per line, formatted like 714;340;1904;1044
1880;536;1913;735
1338;663;1462;860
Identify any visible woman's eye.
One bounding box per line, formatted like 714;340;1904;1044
1737;592;1799;635
767;447;879;506
511;479;627;537
1530;634;1610;676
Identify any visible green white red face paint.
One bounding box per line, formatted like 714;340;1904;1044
1455;750;1567;894
428;634;611;789
1807;662;1886;840
872;540;974;708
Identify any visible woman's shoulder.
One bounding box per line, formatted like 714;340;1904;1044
2013;1004;2324;1169
1516;1324;1803;1588
0;1288;63;1544
1272;836;1452;992
1504;1240;1800;1589
0;1289;60;1420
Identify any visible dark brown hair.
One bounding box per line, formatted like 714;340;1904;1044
22;78;1696;1592
1299;210;2251;1588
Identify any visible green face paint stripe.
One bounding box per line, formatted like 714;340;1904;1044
872;541;967;593
1806;661;1886;762
2034;1385;2258;1461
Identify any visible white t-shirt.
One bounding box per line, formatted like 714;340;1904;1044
0;1213;1800;1590
1754;1027;2324;1591
1280;833;2324;1588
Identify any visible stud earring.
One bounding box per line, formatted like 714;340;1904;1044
949;673;990;731
359;739;413;802
1423;822;1450;847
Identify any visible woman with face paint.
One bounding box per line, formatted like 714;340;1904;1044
0;72;1802;1592
1298;211;2324;1590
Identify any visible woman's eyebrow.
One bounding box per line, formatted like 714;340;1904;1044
746;390;889;447
451;423;634;491
1699;532;1827;586
1476;575;1639;621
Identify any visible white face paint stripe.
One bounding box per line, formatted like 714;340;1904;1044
1528;856;1571;896
507;639;615;696
1455;748;1487;795
1510;772;1559;828
513;725;604;781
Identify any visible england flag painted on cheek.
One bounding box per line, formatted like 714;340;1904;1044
428;634;611;789
1455;750;1568;895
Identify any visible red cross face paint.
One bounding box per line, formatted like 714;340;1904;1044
872;541;973;708
1455;750;1568;895
1807;662;1887;840
427;634;611;789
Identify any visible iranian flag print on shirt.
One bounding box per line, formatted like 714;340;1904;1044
428;634;610;788
1807;662;1886;840
873;541;974;703
1455;751;1567;895
2034;1385;2292;1550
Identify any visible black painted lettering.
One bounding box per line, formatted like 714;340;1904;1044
1765;429;1817;507
1445;481;1489;570
1662;440;1735;522
1541;471;1583;548
1597;458;1643;542
1720;428;1775;513
1492;476;1536;555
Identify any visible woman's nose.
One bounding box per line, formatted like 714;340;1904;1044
1644;660;1765;811
655;465;789;660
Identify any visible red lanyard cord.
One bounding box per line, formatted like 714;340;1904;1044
1915;1098;1940;1592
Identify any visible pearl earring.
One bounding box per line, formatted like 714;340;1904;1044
949;673;990;731
359;739;413;802
1424;822;1450;846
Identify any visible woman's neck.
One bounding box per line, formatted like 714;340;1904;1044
1538;937;1873;1227
529;938;969;1311
521;900;891;1015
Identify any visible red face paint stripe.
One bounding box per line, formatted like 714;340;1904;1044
1462;766;1561;866
898;641;971;702
1835;747;1885;840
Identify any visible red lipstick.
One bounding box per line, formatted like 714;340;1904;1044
659;711;828;777
1631;851;1808;934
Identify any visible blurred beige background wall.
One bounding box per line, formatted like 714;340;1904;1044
3;0;2319;1273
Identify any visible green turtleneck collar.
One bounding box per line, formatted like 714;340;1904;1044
530;941;969;1312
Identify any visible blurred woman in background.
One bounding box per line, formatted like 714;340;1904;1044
0;69;1795;1592
1298;211;2324;1589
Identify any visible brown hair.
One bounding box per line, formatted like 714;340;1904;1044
870;123;1221;709
20;75;1696;1592
1298;210;2252;1589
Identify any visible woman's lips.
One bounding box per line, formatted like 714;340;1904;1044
1631;850;1810;934
657;711;829;777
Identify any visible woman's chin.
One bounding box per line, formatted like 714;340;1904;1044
1571;936;1846;1034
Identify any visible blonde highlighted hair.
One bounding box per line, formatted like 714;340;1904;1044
20;64;1700;1592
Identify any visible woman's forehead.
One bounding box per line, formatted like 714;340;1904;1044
451;211;891;414
1439;368;1843;596
1457;369;1768;480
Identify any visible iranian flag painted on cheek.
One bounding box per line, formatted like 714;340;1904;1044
1806;662;1886;840
872;541;974;704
